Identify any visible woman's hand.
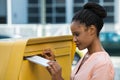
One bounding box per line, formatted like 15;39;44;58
42;49;64;80
42;49;56;61
47;61;64;80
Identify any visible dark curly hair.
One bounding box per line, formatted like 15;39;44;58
72;2;107;36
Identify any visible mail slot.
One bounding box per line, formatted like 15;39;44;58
0;35;75;80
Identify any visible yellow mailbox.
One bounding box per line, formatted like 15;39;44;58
0;35;75;80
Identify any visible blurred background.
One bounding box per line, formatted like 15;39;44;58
0;0;120;80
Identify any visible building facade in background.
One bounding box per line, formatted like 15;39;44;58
0;0;7;24
0;0;120;37
0;0;118;24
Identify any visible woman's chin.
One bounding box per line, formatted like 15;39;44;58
77;46;85;51
77;47;82;50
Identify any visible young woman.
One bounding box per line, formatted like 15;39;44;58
42;2;115;80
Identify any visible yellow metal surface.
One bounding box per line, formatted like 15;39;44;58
0;41;14;80
0;39;27;80
0;35;75;80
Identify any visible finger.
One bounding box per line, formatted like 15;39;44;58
43;49;53;57
43;50;51;59
43;52;50;58
46;66;53;75
48;61;59;73
42;49;55;60
47;65;56;75
43;49;51;55
37;54;45;58
44;49;53;55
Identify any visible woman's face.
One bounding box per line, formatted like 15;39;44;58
70;21;94;50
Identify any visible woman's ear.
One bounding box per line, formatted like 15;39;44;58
88;25;97;36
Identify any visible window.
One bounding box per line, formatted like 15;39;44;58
74;0;84;3
104;6;114;12
28;7;39;13
46;0;52;4
46;16;52;23
28;17;39;23
28;0;38;4
74;7;82;13
104;16;114;23
56;7;65;14
27;0;115;24
56;0;65;4
28;0;40;23
0;17;6;24
88;0;99;3
104;0;114;2
56;16;65;23
103;0;114;23
46;7;52;13
73;0;115;23
46;0;66;23
0;0;7;24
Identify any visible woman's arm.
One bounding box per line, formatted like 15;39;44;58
47;61;64;80
42;49;64;80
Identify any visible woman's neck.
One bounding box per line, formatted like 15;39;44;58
87;38;104;55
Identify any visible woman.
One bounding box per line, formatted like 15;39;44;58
42;2;114;80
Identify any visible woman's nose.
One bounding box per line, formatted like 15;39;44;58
73;36;77;42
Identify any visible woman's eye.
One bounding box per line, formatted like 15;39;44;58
75;33;79;36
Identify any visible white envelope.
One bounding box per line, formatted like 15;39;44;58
26;56;50;67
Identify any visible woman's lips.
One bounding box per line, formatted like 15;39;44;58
76;44;79;47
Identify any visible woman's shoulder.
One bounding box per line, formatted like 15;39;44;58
92;51;112;64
